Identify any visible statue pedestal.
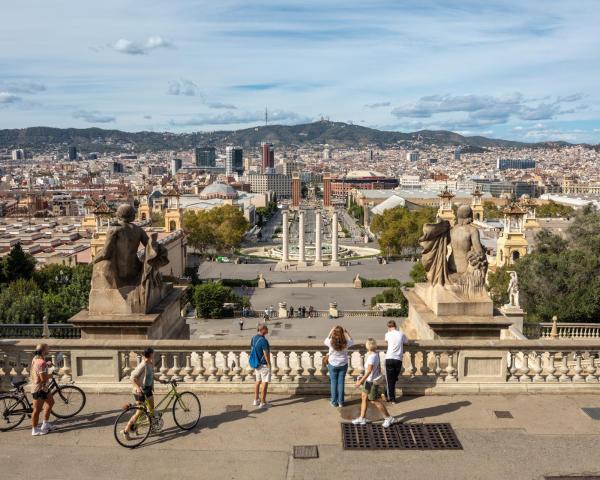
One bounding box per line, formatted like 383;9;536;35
406;283;512;340
499;305;525;333
71;285;189;340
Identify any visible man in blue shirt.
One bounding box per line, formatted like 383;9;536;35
251;324;272;408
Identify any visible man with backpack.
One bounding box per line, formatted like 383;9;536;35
249;324;272;409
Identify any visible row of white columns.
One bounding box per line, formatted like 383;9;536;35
280;210;339;266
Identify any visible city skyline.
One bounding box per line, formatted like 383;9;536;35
1;0;599;143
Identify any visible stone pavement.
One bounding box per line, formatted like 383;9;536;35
2;392;600;480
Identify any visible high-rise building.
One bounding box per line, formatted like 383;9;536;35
112;161;124;174
496;158;536;170
11;149;25;161
407;151;419;162
68;146;77;161
170;157;183;176
454;146;461;161
195;147;216;168
226;146;244;175
323;173;332;208
261;142;274;172
291;171;301;208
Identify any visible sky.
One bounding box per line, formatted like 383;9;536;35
1;0;600;143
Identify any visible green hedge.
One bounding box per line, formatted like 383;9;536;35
383;307;408;317
360;277;402;287
221;278;259;287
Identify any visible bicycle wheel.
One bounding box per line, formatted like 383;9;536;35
114;405;151;448
51;385;86;419
172;391;201;430
0;395;27;432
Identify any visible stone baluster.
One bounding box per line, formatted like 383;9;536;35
220;352;232;382
281;352;292;382
61;352;72;382
245;353;256;383
532;352;544;382
0;353;7;388
594;352;600;381
409;351;417;378
293;352;304;380
444;351;457;382
206;352;218;382
319;352;328;379
434;351;442;379
585;352;597;383
546;352;558;382
231;352;243;382
121;352;132;382
420;350;429;377
183;354;194;382
573;351;584;382
306;351;317;381
559;352;571;382
194;352;207;382
159;354;169;382
8;352;18;380
508;352;518;382
519;352;531;382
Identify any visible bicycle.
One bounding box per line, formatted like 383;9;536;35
0;370;86;432
113;379;201;448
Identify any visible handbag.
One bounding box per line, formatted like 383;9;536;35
323;354;329;367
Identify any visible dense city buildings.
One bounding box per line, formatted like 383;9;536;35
195;147;216;168
261;142;274;172
225;146;243;176
496;158;536;170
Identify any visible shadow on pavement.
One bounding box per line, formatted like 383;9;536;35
398;400;472;423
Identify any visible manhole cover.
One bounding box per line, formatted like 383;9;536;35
341;423;462;450
582;408;600;420
293;445;319;459
494;410;513;419
225;405;243;412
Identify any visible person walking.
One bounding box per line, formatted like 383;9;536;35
239;318;244;331
121;347;156;441
384;320;408;403
30;343;55;436
352;339;395;428
324;326;353;407
249;324;272;409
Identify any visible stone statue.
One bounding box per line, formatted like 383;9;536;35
420;205;488;296
506;271;519;308
89;204;169;314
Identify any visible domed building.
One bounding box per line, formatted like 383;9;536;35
199;182;239;200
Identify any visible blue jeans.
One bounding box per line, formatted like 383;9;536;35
327;364;348;406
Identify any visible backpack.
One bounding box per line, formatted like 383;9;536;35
248;335;264;369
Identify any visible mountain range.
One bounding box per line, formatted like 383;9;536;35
0;120;575;154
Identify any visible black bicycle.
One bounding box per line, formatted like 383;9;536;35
0;371;86;431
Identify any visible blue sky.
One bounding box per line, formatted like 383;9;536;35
1;0;599;143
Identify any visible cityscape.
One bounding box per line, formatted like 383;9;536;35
1;1;600;479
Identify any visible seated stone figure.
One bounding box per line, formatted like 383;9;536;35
420;205;488;296
89;204;169;314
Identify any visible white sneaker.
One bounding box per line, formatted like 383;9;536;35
259;402;272;409
352;417;367;425
382;416;396;428
252;399;260;406
41;422;57;432
32;427;47;436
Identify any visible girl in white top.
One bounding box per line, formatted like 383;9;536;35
324;326;353;407
353;338;396;428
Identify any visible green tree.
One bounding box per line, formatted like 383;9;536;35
3;243;36;283
371;206;436;256
486;266;511;307
370;287;408;316
536;201;575;218
150;211;165;227
409;262;427;283
192;282;239;318
184;205;249;254
0;279;44;324
483;201;501;220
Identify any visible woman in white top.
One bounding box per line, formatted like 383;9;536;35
353;338;395;428
324;326;353;407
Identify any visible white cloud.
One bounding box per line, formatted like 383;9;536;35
72;110;116;123
113;36;173;55
0;92;22;104
0;82;46;94
169;109;310;127
168;79;198;96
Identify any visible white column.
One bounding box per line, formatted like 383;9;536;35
331;211;339;266
314;211;322;266
298;210;306;267
281;210;289;263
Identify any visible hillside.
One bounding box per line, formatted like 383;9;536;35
0;121;572;153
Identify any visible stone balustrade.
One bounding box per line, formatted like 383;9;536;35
524;323;600;340
1;339;600;394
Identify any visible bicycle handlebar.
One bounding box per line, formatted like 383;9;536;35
158;379;178;387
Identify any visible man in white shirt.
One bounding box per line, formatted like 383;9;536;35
384;320;408;403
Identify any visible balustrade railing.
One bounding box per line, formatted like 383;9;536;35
2;339;600;393
0;323;81;339
524;323;600;340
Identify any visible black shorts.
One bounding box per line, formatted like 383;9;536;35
134;386;154;402
32;390;49;400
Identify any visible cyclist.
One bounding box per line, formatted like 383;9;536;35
30;343;56;436
121;347;156;440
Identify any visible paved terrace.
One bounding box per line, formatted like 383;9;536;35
2;392;600;480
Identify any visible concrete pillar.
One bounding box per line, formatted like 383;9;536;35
331;211;339;266
314;211;322;266
298;210;306;267
282;210;289;263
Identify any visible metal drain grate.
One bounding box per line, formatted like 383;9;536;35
494;410;513;419
341;423;462;450
225;405;243;412
293;445;319;459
